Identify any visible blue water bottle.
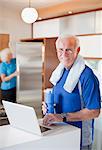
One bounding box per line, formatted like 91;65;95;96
44;88;54;114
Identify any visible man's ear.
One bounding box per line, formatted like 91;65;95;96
77;47;80;53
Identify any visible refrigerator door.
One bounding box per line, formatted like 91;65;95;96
16;42;43;103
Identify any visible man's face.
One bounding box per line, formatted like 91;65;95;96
56;38;78;68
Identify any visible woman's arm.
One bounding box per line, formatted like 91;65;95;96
1;70;19;82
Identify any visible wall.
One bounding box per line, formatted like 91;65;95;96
0;3;31;50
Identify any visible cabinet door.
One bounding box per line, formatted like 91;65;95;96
78;35;102;58
95;11;102;33
0;34;9;50
60;12;95;35
33;19;59;38
43;38;59;89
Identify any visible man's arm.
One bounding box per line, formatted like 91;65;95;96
66;108;100;121
43;108;100;126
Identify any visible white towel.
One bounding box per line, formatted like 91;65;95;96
50;55;85;93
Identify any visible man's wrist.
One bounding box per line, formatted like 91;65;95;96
61;113;68;122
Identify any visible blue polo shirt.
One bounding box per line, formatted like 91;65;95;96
0;58;16;90
52;65;101;146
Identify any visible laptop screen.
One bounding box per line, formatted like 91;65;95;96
2;101;52;136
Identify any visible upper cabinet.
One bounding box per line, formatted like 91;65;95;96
60;12;96;35
78;35;102;58
96;11;102;33
0;34;9;51
60;10;102;35
33;19;60;38
33;11;102;38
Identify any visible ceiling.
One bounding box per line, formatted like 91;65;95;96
0;0;70;8
0;0;102;20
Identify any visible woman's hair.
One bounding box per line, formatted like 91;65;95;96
56;34;80;50
0;48;12;62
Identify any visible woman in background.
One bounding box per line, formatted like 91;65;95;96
0;48;18;103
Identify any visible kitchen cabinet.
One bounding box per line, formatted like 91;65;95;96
34;11;102;38
60;12;96;35
0;34;9;51
78;35;102;58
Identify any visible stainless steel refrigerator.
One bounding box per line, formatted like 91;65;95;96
16;42;43;106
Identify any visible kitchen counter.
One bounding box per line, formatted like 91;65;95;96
0;123;80;150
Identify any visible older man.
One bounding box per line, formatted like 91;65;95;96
42;35;101;150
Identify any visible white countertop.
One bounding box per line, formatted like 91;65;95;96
0;124;80;150
0;125;41;149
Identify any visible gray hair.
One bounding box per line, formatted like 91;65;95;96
0;48;12;62
56;34;80;50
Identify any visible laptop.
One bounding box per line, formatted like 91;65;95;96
2;100;52;136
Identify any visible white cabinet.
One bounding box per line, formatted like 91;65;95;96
60;12;95;35
33;11;102;38
60;11;102;35
78;35;102;58
96;11;102;33
33;18;60;38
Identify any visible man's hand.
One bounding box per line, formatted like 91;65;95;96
43;114;63;126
